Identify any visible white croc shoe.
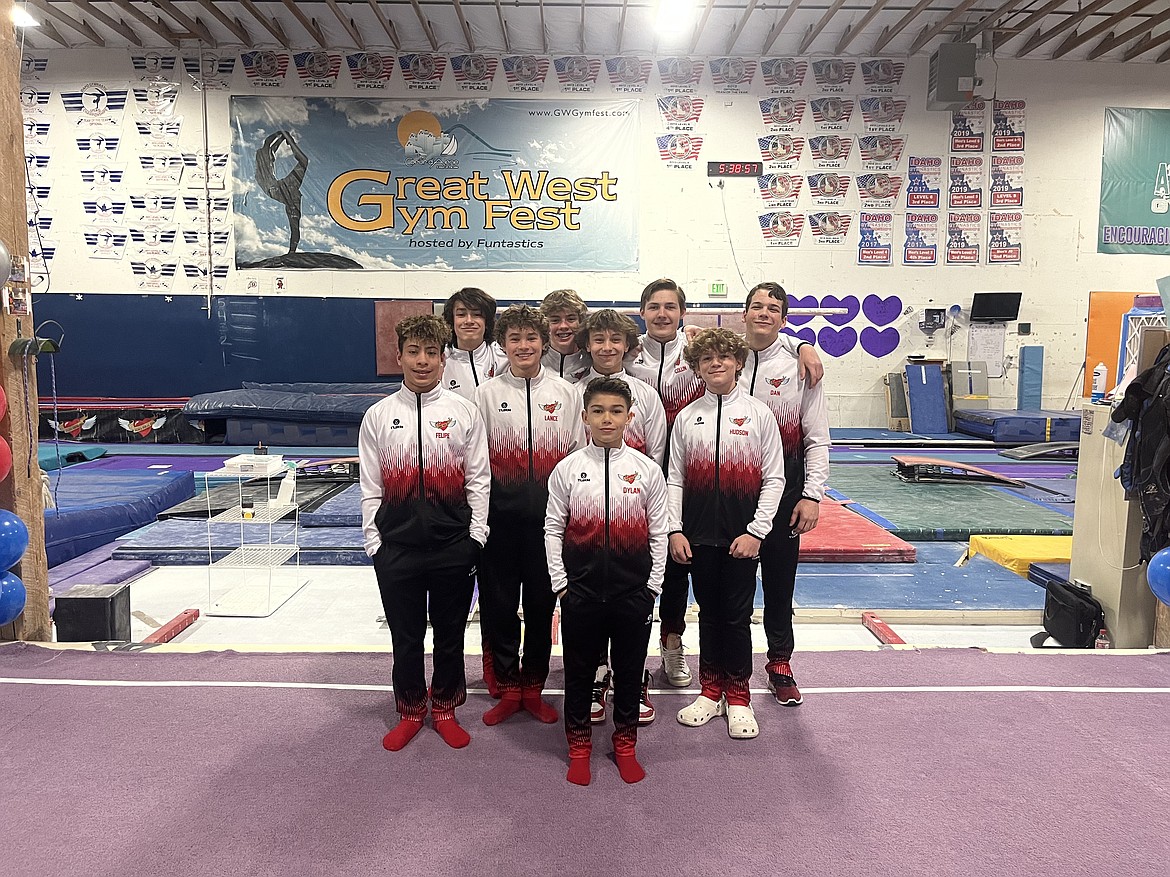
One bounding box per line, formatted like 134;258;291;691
677;695;725;727
726;703;759;739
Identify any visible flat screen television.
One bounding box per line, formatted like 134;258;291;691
970;291;1022;322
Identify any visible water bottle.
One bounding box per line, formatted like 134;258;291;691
1095;627;1111;649
1091;362;1107;403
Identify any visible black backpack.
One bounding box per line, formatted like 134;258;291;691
1030;581;1105;648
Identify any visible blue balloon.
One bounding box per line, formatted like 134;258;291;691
0;510;29;570
0;571;25;626
1147;547;1170;605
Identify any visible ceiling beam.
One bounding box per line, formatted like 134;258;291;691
366;0;401;50
727;0;762;53
689;0;716;54
1122;26;1170;60
326;0;366;49
1092;8;1170;59
408;0;439;50
1016;0;1114;56
537;0;549;53
23;0;106;46
799;0;846;54
615;0;629;53
835;0;892;54
762;0;805;55
958;0;1028;44
107;0;183;48
579;0;586;52
873;0;934;53
450;0;476;51
71;1;146;47
909;0;981;54
193;0;254;45
1005;0;1073;35
1158;40;1170;61
492;0;512;52
31;16;70;46
1053;0;1161;59
150;0;217;46
280;0;327;46
234;0;289;48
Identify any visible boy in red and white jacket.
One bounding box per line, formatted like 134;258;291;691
546;376;669;785
441;287;509;400
358;315;490;753
668;328;785;740
474;305;584;726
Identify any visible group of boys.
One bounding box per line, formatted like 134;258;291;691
358;280;829;785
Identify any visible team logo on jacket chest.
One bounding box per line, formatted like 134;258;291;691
430;417;456;438
540;401;562;421
730;416;751;436
766;376;791;389
619;471;641;494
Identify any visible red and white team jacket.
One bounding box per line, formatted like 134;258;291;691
739;334;831;502
545;442;669;599
627;330;705;429
542;347;592;383
474;367;585;527
358;385;490;557
574;368;668;466
667;386;786;547
443;341;508;400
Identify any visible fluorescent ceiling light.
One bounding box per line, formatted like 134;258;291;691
655;0;696;39
12;6;39;27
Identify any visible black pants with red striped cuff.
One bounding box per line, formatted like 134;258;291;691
656;558;692;638
562;587;654;753
479;525;557;692
374;537;478;720
689;545;757;707
760;495;801;671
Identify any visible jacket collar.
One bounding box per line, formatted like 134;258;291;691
498;365;547;388
396;383;446;405
583;440;629;461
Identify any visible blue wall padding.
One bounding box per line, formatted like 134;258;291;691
904;364;949;434
1018;345;1044;410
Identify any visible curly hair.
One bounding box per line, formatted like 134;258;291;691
683;327;748;374
494;305;550;347
745;282;788;318
540;289;588;320
395;314;451;354
442;287;497;345
639;278;686;310
575;308;640;353
582;376;633;410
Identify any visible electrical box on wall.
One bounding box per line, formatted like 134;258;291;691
927;43;976;110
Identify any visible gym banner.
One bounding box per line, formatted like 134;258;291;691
231;96;639;270
1099;107;1170;255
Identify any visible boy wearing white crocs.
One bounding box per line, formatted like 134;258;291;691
667;329;785;740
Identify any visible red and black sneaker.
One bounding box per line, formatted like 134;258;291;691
767;659;803;706
638;670;655;724
591;667;612;724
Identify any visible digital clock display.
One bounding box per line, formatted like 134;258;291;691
707;161;764;177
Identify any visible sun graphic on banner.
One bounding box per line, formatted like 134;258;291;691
397;110;459;163
397;110;441;146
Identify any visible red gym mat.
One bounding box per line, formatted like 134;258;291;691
797;500;916;563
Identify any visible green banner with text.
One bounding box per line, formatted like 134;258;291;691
1099;107;1170;255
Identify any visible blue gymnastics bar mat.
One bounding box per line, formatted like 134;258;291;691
953;409;1081;443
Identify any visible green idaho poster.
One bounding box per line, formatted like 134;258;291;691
1099;107;1170;255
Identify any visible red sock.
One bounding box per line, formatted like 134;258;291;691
521;689;559;724
482;647;500;699
382;717;423;752
615;752;646;784
433;716;471;749
567;757;592;786
483;693;521;726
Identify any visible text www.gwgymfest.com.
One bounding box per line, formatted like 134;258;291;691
527;108;632;118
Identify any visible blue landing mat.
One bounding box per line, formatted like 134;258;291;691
41;441;358;458
45;470;196;567
1028;562;1072;589
302;484;362;527
787;541;1045;611
831;428;992;445
112;519;362;565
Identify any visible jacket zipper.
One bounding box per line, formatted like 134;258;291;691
525;378;535;481
656;339;666;394
714;394;723;498
415;393;425;498
468;348;480;387
749;350;760;395
603;446;611;602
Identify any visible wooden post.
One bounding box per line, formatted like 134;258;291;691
0;0;52;641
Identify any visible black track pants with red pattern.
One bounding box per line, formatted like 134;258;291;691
374;538;478;719
656;558;692;638
689;545;757;707
479;525;557;691
760;494;801;670
562;587;654;753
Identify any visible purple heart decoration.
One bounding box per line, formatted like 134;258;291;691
817;326;857;357
862;294;903;326
860;326;901;357
820;294;860;326
782;326;816;345
785;294;818;325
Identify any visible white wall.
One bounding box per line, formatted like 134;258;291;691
19;49;1170;424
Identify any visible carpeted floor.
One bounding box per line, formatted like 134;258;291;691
2;644;1168;877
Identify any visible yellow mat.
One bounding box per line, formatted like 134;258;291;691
966;534;1073;577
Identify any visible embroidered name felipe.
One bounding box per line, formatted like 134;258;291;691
730;416;751;436
619;471;641;494
540;400;562;422
430;417;456;438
